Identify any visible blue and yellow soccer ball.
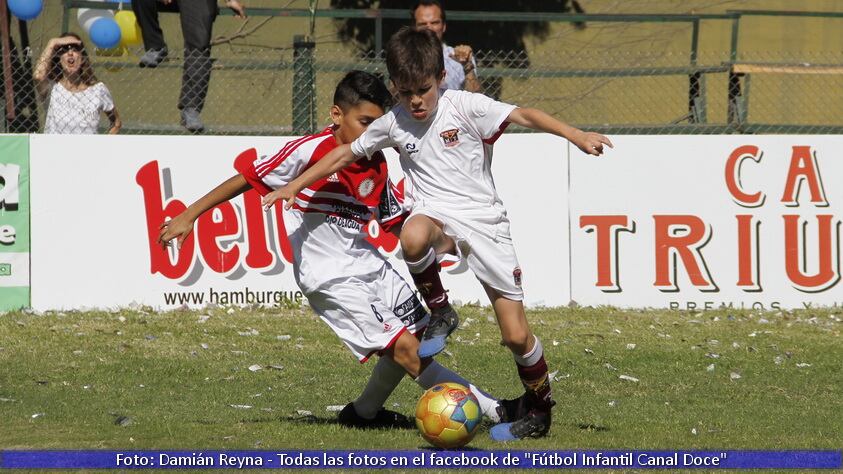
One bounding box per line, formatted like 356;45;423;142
415;382;482;448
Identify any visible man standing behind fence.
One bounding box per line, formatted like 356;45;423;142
132;0;246;133
412;0;480;93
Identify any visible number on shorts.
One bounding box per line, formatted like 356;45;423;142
371;304;384;323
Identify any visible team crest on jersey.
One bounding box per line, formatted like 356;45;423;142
358;178;375;197
440;129;460;147
513;266;523;287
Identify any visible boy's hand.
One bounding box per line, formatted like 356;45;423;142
158;213;194;250
573;131;613;156
262;186;297;211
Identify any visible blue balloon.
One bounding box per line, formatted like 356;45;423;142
8;0;43;21
89;17;122;49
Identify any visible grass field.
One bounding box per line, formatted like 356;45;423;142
1;304;840;456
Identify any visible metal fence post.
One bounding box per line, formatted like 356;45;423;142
687;18;706;124
292;35;316;135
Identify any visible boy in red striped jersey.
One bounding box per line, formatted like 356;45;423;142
158;70;512;429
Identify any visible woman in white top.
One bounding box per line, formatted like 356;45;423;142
34;33;121;134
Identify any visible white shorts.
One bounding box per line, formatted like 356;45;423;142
306;263;430;362
409;204;524;301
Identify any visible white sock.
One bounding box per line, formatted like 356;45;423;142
414;360;501;422
352;357;406;419
513;335;543;367
405;247;436;274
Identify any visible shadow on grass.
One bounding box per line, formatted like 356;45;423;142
280;414;416;430
418;445;485;452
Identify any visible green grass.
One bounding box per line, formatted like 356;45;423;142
0;305;840;452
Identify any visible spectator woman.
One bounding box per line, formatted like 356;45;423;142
34;33;121;134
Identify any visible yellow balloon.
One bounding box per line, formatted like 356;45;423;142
115;11;141;47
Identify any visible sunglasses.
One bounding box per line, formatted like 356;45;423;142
56;44;84;55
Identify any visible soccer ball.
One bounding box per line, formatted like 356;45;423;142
415;382;482;449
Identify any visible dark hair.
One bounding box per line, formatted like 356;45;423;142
333;70;393;111
411;0;446;23
385;27;444;88
48;32;98;85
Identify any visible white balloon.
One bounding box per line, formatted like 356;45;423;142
77;7;114;33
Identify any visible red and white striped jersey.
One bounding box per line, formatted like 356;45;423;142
350;89;516;218
237;128;405;293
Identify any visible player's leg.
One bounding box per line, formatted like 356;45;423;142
485;285;556;441
355;266;499;421
305;281;415;429
454;222;556;440
338;356;412;429
384;331;502;422
337;264;428;429
400;214;459;357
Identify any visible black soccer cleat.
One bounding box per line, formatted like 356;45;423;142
490;406;555;441
496;393;532;423
490;395;556;441
337;403;413;430
417;304;459;358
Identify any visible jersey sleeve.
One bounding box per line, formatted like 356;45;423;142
376;176;407;233
234;142;310;196
459;91;517;142
350;112;396;160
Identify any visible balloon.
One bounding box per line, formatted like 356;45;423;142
78;8;114;33
8;0;43;21
89;17;122;49
115;11;141;47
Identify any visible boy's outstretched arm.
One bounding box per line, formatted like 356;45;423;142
507;107;613;156
158;175;251;249
262;143;357;210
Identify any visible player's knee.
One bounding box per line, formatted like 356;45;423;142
400;220;432;259
502;328;531;354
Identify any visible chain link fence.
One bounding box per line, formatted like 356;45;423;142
3;6;843;135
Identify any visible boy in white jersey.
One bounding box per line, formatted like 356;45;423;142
262;29;613;440
158;71;513;431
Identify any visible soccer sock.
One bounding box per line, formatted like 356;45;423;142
513;336;554;411
405;248;449;310
414;360;501;422
352;356;406;419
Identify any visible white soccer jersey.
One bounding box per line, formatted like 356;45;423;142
237;128;405;294
351;91;527;300
350;89;517;218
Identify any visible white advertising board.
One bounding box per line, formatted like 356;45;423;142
29;134;570;310
570;136;842;310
